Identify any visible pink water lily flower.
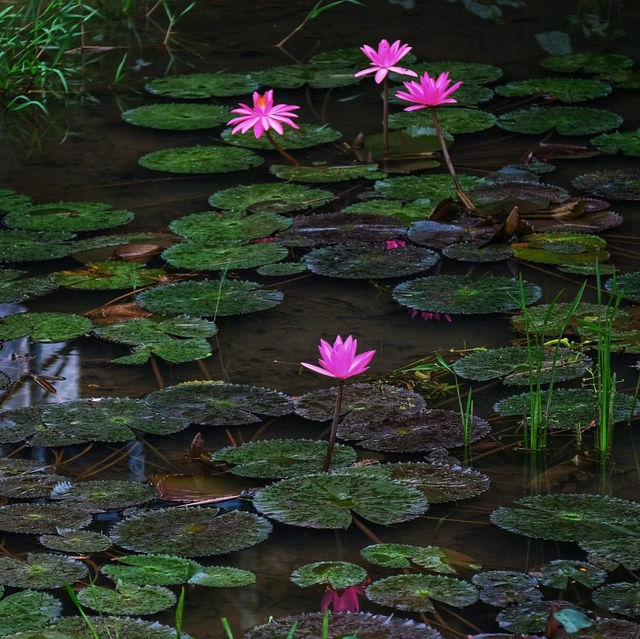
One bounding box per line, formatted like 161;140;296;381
321;584;366;612
301;335;375;380
227;90;300;138
354;38;418;84
396;71;463;110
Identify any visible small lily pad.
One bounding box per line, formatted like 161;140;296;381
0;230;75;263
535;559;606;590
101;554;200;585
572;169;640;201
374;173;486;203
342;200;431;222
0;269;58;303
122;103;230;129
590;130;640;156
409;61;503;84
139;146;264;174
221;123;342;150
187;565;256;588
512;232;609;265
495;77;612;102
442;243;514;262
0;312;93;342
0;552;88;587
472;570;542;607
291;561;367;589
361;544;459;573
77;582;176;616
50;479;156;511
39;530;113;553
592;583;640;617
0;473;69;499
389;107;496;134
497;106;623;135
270;163;385;183
579;537;640;571
0;590;61;636
53;261;166;290
496;601;580;634
145;72;258;98
540;53;635;74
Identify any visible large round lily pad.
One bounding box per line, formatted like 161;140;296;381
0;230;75;263
110;507;272;556
39;530;112;553
291;561;367;589
145;72;258;98
0;553;87;588
572;169;640;201
0;590;61;636
50;479;156;511
590;130;640;156
374;173;486;203
139;146;264;174
0;312;92;343
253;473;429;529
495;77;611;102
77;583;176;616
579;536;640;571
497;106;623;135
136;279;283;317
221;123;342;150
393;275;541;315
53;261;166;290
388;107;496;134
122;102;230;129
0;269;57;303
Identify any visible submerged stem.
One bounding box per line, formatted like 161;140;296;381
265;130;299;166
323;379;344;472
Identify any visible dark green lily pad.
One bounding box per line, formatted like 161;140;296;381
442;243;514;262
452;346;592;385
361;544;460;573
256;261;307;276
497;601;580;634
162;240;288;271
122;103;230;130
409;61;503;85
309;47;367;67
407;219;497;249
50;479;156;511
0;188;33;214
244;611;442;639
0;590;61;636
0;473;68;499
294;383;425;422
69;232;169;259
253;473;429;529
269;163;385;183
291;561;367;589
187;565;256;588
389;107;496;134
145;72;258;98
342;200;432;222
495;77;611;102
39;530;113;553
572;169;640;201
101;554;200;585
490;493;640;542
393;274;541;314
0;312;92;342
139;146;263;174
145;381;293;425
512;232;609;265
0;230;75;263
252;63;310;89
136;279;283;317
0;269;58;303
497;107;623;135
53;261;166;290
366;574;477;613
374;173;486;203
540;53;635;74
208;182;333;214
559;263;617;276
0;458;53;476
221;123;342;150
211;439;357;478
304;242;439;279
77;583;176;616
590;130;640;156
0;552;87;587
472;570;542;607
0;407;47;445
469;181;570;211
535;560;606;590
592;583;640;617
110;507;272;556
579;537;640;571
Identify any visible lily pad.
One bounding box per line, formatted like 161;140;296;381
366;574;477;613
497;106;623;135
253;473;429;529
409;61;503;85
122;102;230;129
39;530;113;553
590;130;640;156
110;507;272;556
53;261;166;290
469;182;570;211
361;544;459;573
442;243;514;262
496;601;580;634
342;200;432;222
145;72;258;98
490;493;640;542
0;473;69;499
388;107;497;134
495;77;612;102
392;274;541;314
592;583;640;617
0;590;61;636
0;230;75;263
374;173;486;203
512;232;609;265
0;312;92;342
256;261;307;276
291;561;367;589
472;570;542;607
101;554;200;585
77;583;176;616
221;123;342;150
572;169;640;201
0;269;58;303
145;381;293;425
0;552;87;588
187;565;256;587
139;146;264;174
3;202;134;233
136;279;283;317
0;188;33;213
535;560;606;590
304;242;439;279
269;163;385;183
211;439;357;478
309;47;368;67
579;537;640;571
540;53;635;74
50;479;156;511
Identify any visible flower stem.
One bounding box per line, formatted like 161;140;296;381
265;131;299;166
323;379;344;472
382;77;390;158
429;106;474;211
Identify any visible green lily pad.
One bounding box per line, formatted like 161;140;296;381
136;279;283;317
211;439;357;478
540;53;635;74
38;530;113;553
53;261;167;290
579;536;640;571
0;473;68;499
407;219;496;249
361;544;460;573
469;181;570;211
443;242;514;262
342;200;432;222
221;123;342;150
208;182;333;214
4;202;134;232
535;560;606;590
393;274;541;314
0;590;61;636
366;574;477;613
139;146;263;174
0;188;33;214
253;473;429;529
0;552;87;587
77;583;176;616
472;570;542;607
304;242;439;279
145;72;258;98
69;232;169;258
0;458;54;476
269;163;384;183
291;561;367;589
144;381;293;425
101;554;200;585
122;102;230;129
389;107;496;134
512;232;609;265
497;106;623;135
590;130;640;156
309;47;366;67
256;261;307;276
0;269;58;303
592;583;640;617
252;63;311;89
490;493;640;542
0;407;48;445
110;507;272;556
0;230;75;263
496;601;581;634
50;479;156;510
0;312;93;342
374;173;486;203
409;61;503;84
187;565;256;588
572;169;640;200
495;77;612;102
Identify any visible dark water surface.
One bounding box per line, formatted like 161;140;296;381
1;1;640;637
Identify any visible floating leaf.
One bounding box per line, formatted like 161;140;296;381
0;552;87;587
495;77;612;102
101;554;200;585
0;188;33;213
0;473;68;499
490;493;640;542
590;130;640;156
53;261;166;290
110;507;272;556
343;200;431;222
572;169;640;201
252;63;311;89
497;106;623;135
39;530;112;553
409;61;503;84
145;72;258;98
592;583;640;618
136;279;283;317
270;163;385;183
0;312;92;342
442;243;514;262
389;107;496;134
291;561;367;589
221;123;342;149
469;181;570;212
211;439;357;478
374;173;486;203
366;574;477;613
393;275;541;315
0;590;61;636
139;146;263;174
309;47;369;67
540;53;635;74
187;565;256;588
535;559;606;590
50;479;156;511
0;230;75;263
512;232;609;265
580;537;640;571
122;103;230;129
472;570;542;607
497;601;580;634
253;473;429;529
361;544;458;574
0;269;57;303
77;583;176;616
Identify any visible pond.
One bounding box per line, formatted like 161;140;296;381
1;0;640;637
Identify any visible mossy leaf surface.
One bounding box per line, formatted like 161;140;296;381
0;552;88;588
0;312;92;343
0;590;61;636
